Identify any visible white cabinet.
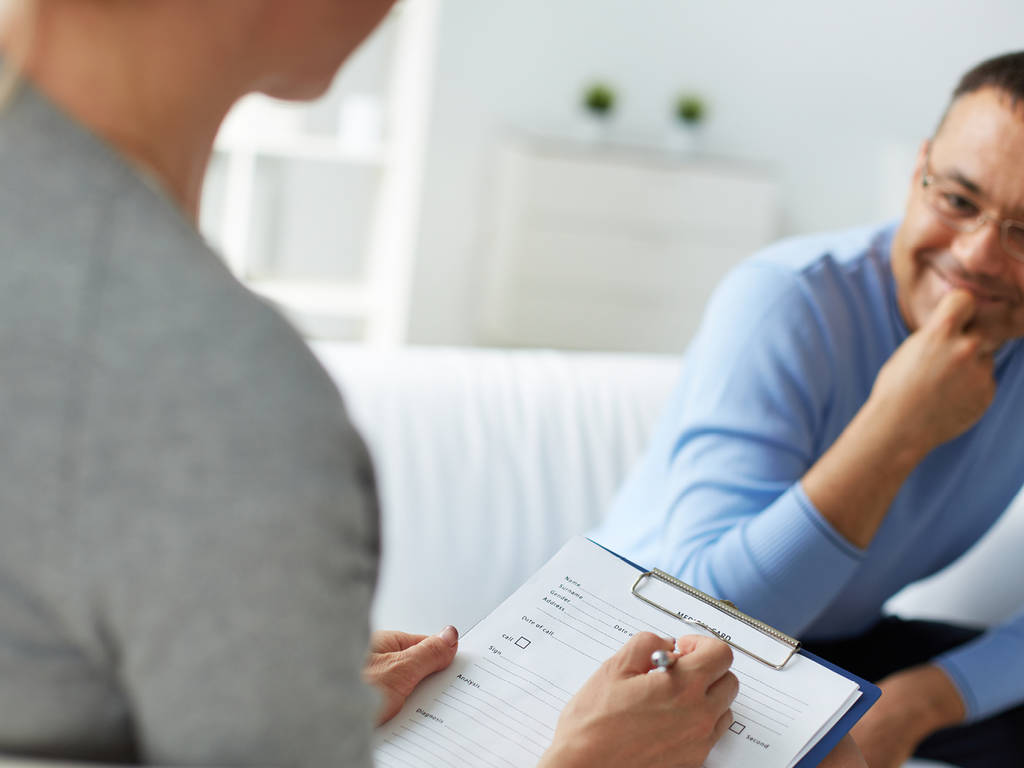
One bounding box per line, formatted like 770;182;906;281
199;0;439;344
478;139;780;354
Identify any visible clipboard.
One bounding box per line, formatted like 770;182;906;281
632;568;801;670
593;539;881;768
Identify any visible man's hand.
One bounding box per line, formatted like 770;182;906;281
363;626;460;725
818;735;868;768
803;288;997;549
871;288;995;453
538;633;738;768
850;664;966;768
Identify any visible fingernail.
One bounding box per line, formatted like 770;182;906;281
438;625;459;646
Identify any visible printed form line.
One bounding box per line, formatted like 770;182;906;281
440;688;551;752
556;598;648;647
469;662;564;712
444;723;520;768
378;737;444;768
454;664;556;732
738;688;800;719
734;667;810;707
734;694;792;728
404;720;496;768
492;648;575;698
731;705;784;737
435;695;545;759
540;593;675;651
393;726;468;768
535;607;619;653
481;656;571;707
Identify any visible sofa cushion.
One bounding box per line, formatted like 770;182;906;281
311;343;679;633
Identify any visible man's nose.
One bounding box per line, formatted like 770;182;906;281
952;217;1007;276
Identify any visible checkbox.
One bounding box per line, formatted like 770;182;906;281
729;721;745;735
515;636;531;649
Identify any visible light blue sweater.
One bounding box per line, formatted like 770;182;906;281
593;222;1024;723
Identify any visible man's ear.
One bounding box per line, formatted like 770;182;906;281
911;138;930;182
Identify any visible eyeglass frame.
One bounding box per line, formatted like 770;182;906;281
920;152;1024;263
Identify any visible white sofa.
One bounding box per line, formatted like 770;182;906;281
4;343;1019;768
313;343;1024;635
314;341;1024;768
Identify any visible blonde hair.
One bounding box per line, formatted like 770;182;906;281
0;0;37;110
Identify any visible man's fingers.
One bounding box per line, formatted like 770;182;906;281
609;632;675;677
977;337;1000;356
929;288;977;335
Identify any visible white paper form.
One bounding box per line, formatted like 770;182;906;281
374;537;861;768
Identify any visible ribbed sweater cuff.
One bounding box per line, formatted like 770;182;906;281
713;483;864;635
935;622;1024;722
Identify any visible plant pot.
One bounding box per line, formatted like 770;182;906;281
667;123;702;154
578;112;614;143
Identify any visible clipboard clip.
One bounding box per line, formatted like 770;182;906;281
632;569;800;670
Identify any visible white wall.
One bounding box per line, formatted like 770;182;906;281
407;0;1024;346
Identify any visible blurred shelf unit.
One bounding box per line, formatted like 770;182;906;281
199;0;439;344
478;137;781;354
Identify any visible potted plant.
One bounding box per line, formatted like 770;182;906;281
578;81;617;142
583;82;617;119
675;94;706;126
671;92;707;152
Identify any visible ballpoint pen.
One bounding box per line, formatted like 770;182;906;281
650;649;676;671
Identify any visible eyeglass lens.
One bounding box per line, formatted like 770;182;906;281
924;177;1024;260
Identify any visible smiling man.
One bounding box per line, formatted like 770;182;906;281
594;52;1024;768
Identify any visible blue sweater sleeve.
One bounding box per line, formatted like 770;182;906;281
935;608;1024;721
651;261;865;636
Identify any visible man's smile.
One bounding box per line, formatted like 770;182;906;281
922;249;1019;306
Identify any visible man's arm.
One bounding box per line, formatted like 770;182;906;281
627;276;995;637
848;664;965;768
819;735;869;768
791;289;995;760
802;288;994;548
848;608;1024;763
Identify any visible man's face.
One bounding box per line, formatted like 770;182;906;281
891;87;1024;344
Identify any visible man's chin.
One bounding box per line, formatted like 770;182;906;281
967;310;1024;348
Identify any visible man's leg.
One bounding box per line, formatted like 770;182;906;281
804;617;1024;768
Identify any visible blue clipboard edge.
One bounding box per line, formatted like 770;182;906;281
588;538;881;768
793;648;880;767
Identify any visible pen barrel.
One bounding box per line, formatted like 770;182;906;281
650;649;675;670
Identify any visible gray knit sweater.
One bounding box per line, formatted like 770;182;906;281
0;82;379;766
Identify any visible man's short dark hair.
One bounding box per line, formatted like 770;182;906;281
954;51;1024;106
934;51;1024;134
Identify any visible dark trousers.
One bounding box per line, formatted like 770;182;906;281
803;617;1024;768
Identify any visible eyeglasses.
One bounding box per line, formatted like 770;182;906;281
921;156;1024;263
